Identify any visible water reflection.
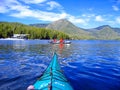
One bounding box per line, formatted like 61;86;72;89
50;43;72;56
0;40;120;90
12;41;27;50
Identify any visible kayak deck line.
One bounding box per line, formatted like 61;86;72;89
27;52;73;90
38;69;68;82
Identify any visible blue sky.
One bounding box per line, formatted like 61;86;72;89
0;0;120;29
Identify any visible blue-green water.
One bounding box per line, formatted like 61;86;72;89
0;40;120;90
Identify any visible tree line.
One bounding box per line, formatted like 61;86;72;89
0;22;70;39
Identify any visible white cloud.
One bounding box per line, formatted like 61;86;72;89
46;1;63;10
0;6;8;13
10;8;33;18
112;5;119;11
10;6;87;25
0;0;89;26
95;15;104;22
68;15;88;25
22;0;47;4
0;0;25;12
0;0;63;21
116;17;120;23
10;8;68;21
1;0;85;24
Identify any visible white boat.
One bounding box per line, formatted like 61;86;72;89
3;38;25;40
0;34;29;40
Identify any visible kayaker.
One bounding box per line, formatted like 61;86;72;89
53;38;57;43
59;38;64;44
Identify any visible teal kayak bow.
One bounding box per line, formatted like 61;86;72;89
34;53;73;90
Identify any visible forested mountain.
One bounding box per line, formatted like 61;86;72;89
1;19;120;40
112;28;120;34
88;25;120;40
46;19;94;39
45;19;120;40
0;22;70;39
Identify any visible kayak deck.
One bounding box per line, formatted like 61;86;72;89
34;53;73;90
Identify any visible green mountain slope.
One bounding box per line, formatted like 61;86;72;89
1;20;120;40
88;25;120;40
29;19;120;40
46;19;94;39
0;22;70;39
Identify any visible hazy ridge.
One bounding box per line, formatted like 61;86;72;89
30;19;120;40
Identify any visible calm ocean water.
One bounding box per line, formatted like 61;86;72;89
0;40;120;90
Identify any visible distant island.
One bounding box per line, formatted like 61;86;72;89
1;19;120;40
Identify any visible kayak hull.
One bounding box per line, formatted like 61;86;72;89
34;53;73;90
34;78;73;90
49;41;71;44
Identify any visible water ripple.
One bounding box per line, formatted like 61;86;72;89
0;40;120;90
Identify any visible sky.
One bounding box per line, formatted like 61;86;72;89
0;0;120;29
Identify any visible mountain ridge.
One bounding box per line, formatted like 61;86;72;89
1;20;120;40
1;19;120;40
30;19;120;40
45;19;94;39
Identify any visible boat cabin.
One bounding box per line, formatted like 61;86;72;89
12;34;29;39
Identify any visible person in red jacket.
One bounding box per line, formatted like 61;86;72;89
59;38;64;44
53;38;57;43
